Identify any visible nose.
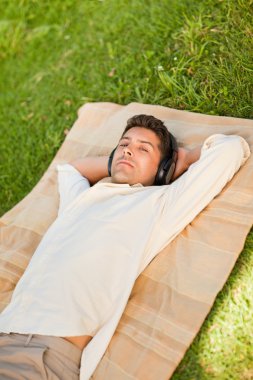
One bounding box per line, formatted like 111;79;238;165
123;146;133;156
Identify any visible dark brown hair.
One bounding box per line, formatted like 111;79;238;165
122;114;172;160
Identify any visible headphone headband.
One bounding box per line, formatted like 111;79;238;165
108;131;178;186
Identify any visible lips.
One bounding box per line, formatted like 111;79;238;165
116;160;134;168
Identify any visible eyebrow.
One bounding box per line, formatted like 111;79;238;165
120;136;155;149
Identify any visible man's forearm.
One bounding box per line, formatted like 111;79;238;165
172;145;201;181
70;156;109;184
185;146;201;167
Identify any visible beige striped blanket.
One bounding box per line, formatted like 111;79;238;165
0;102;252;379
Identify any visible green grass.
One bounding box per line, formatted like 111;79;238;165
0;0;252;378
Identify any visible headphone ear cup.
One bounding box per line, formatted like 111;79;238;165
165;160;176;184
154;158;168;185
108;148;116;176
154;158;175;185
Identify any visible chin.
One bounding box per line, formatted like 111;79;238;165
112;174;129;184
111;172;137;185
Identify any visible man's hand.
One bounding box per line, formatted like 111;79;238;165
171;145;201;181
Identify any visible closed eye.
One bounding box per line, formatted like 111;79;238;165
139;146;149;152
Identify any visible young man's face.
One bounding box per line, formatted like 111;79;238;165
111;127;162;186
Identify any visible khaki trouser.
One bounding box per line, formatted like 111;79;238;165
0;333;82;380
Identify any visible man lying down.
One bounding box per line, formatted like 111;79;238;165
0;114;250;380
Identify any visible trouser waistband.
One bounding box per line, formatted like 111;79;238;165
5;333;82;363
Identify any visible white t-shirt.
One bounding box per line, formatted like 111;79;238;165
0;134;250;380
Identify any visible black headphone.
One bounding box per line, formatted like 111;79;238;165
108;132;178;186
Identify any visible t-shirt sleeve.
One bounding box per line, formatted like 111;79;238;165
159;134;250;246
57;163;90;215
